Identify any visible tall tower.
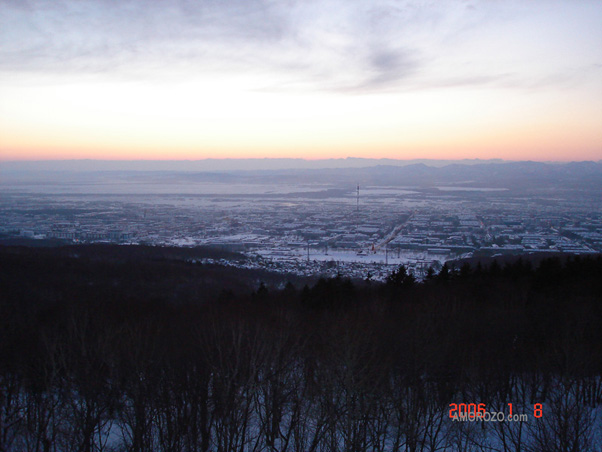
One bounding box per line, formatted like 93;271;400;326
355;184;360;234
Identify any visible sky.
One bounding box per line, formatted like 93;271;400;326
1;0;601;162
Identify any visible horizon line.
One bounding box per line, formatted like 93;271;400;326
4;157;600;163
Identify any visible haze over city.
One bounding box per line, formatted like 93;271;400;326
1;0;601;162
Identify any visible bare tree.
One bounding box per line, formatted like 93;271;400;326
527;379;596;452
0;372;22;451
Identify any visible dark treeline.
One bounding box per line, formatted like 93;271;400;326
1;246;602;451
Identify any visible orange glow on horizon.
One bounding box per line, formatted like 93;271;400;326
2;141;600;163
2;110;601;162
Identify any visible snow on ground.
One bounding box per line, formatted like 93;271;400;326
256;247;449;266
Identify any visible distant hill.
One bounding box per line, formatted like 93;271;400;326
0;157;507;172
2;160;601;192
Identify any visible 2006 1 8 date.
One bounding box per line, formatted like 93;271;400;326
449;403;542;422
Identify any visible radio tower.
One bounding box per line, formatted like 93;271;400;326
355;184;360;233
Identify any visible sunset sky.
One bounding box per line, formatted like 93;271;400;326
1;0;601;162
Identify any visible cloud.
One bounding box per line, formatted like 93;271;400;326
0;0;423;89
1;0;600;95
0;0;283;71
361;47;419;89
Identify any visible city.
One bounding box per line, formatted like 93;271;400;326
2;162;600;281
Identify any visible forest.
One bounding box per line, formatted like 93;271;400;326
1;245;601;451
